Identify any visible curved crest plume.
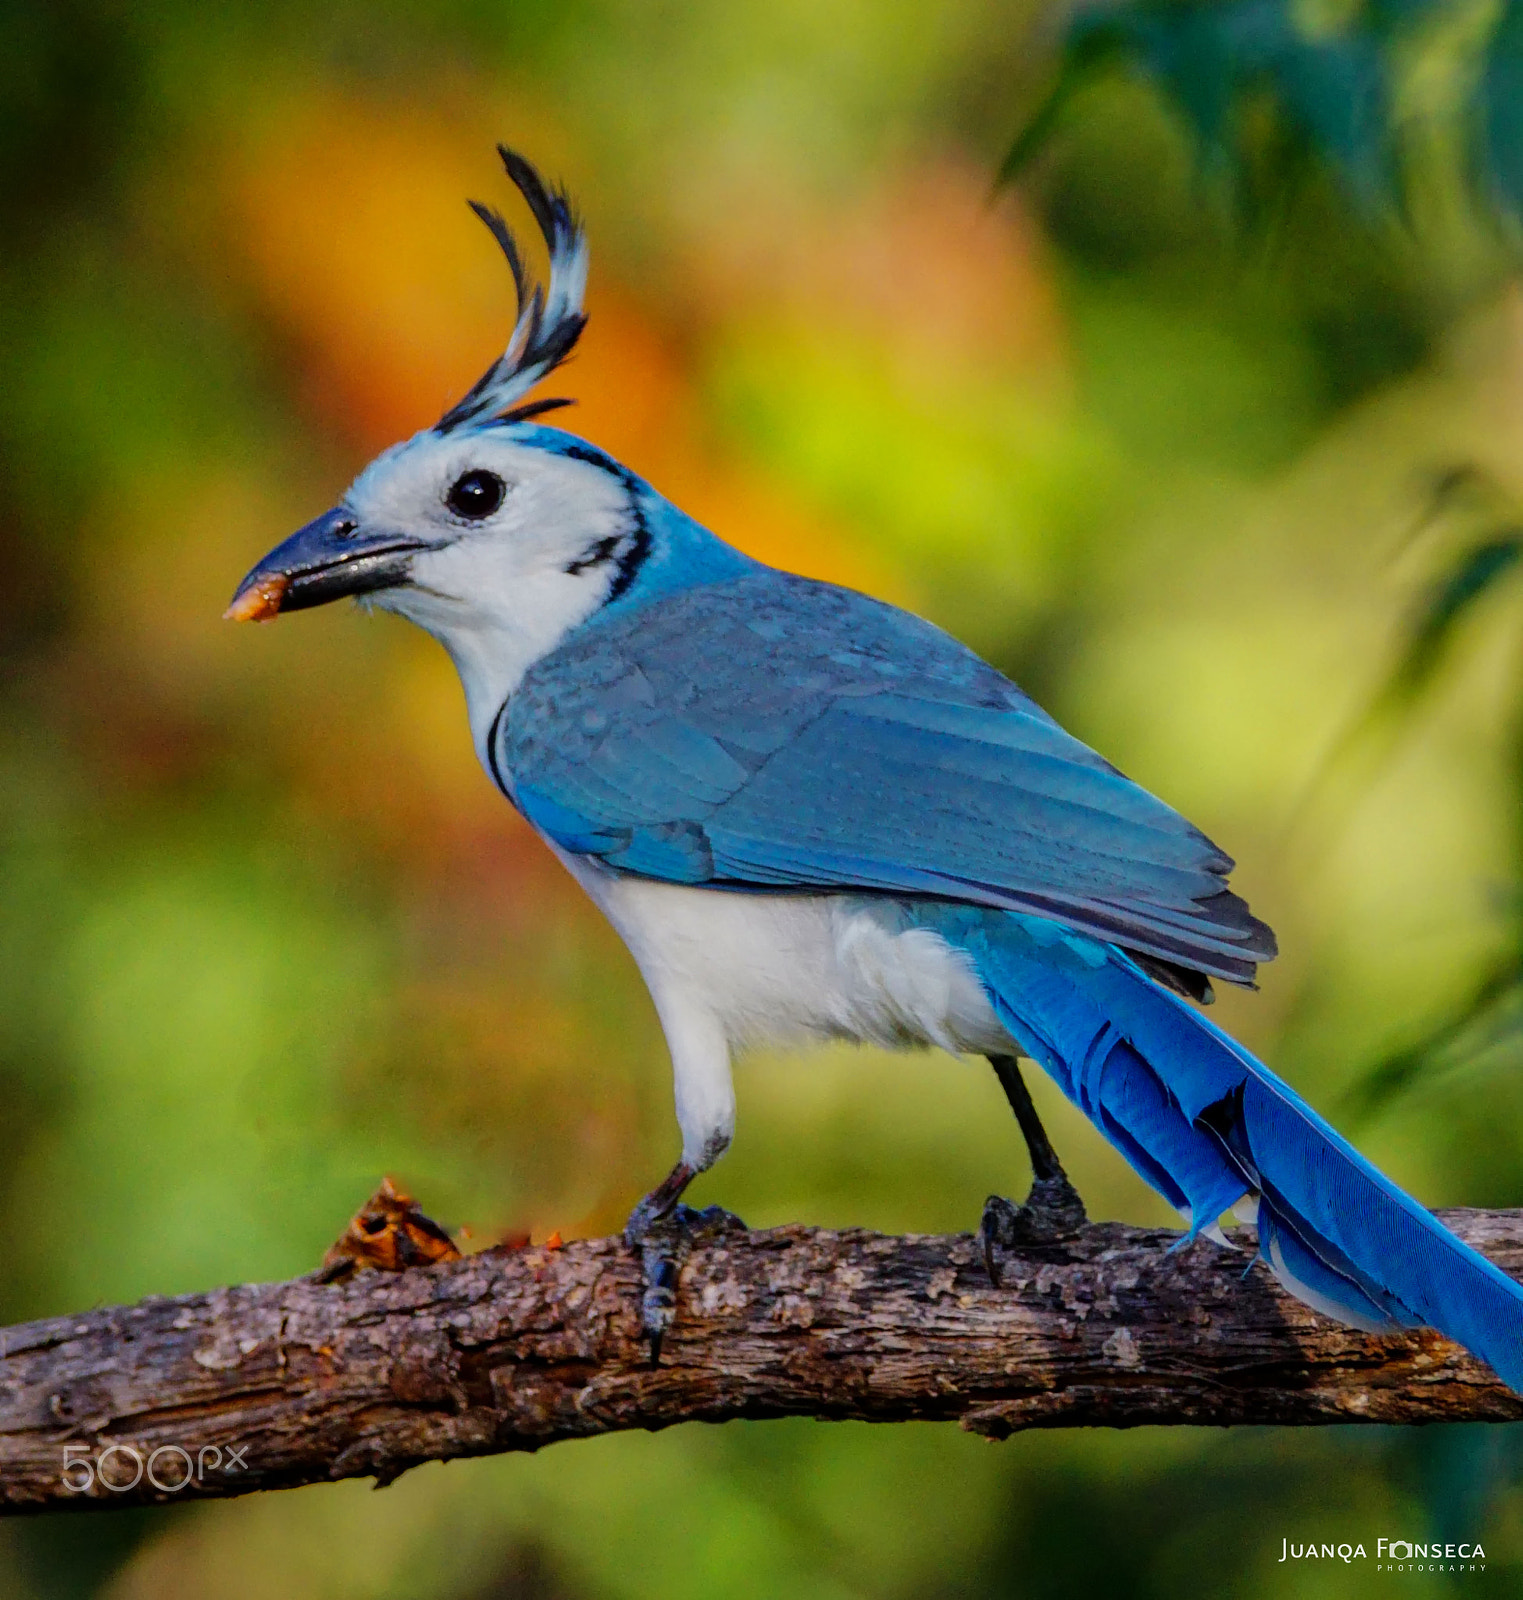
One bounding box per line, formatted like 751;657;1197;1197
435;147;589;434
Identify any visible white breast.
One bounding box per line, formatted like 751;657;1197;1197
549;844;1015;1168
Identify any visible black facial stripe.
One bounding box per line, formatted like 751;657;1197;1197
556;442;653;605
565;535;621;576
605;497;651;605
559;442;622;474
485;698;515;803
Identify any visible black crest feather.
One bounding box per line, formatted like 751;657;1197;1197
436;147;589;434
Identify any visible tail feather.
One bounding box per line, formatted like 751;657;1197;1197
1255;1197;1415;1333
1088;1037;1245;1226
946;907;1523;1390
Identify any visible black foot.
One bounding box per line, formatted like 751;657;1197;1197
625;1199;746;1364
981;1053;1088;1284
979;1173;1088;1285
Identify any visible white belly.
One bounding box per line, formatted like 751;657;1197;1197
548;844;1015;1167
557;850;1011;1054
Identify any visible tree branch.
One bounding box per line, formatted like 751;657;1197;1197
5;1209;1523;1514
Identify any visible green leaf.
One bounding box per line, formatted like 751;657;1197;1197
1270;32;1392;205
1389;532;1523;697
1000;27;1128;183
1001;0;1450;223
1480;0;1523;215
1346;953;1523;1119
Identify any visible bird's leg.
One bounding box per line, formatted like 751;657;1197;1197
623;1158;746;1364
624;1159;698;1241
979;1053;1087;1284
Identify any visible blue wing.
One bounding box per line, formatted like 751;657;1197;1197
505;568;1523;1383
501;571;1275;985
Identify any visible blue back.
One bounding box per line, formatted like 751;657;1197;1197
500;567;1275;986
489;441;1523;1389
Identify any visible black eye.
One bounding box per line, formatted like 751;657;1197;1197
446;469;506;520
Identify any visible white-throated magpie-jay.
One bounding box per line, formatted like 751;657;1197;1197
229;148;1523;1378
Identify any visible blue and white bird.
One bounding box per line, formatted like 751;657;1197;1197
230;147;1523;1380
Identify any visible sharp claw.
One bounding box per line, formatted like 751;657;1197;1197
639;1246;682;1363
626;1196;747;1362
979;1178;1087;1284
980;1193;1017;1287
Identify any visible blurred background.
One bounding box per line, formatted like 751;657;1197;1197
6;0;1523;1592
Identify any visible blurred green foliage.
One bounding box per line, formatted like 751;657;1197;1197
1009;0;1523;240
5;0;1523;1595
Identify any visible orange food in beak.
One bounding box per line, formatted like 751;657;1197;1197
224;575;290;622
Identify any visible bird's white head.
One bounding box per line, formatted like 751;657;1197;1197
225;147;663;753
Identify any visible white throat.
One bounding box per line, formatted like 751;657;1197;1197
354;439;641;770
380;556;613;768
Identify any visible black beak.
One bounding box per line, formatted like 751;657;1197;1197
225;507;432;621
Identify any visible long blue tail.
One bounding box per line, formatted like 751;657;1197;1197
933;905;1523;1388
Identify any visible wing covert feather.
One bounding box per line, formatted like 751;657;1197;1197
504;572;1276;983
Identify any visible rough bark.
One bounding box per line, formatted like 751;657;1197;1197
4;1209;1523;1515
